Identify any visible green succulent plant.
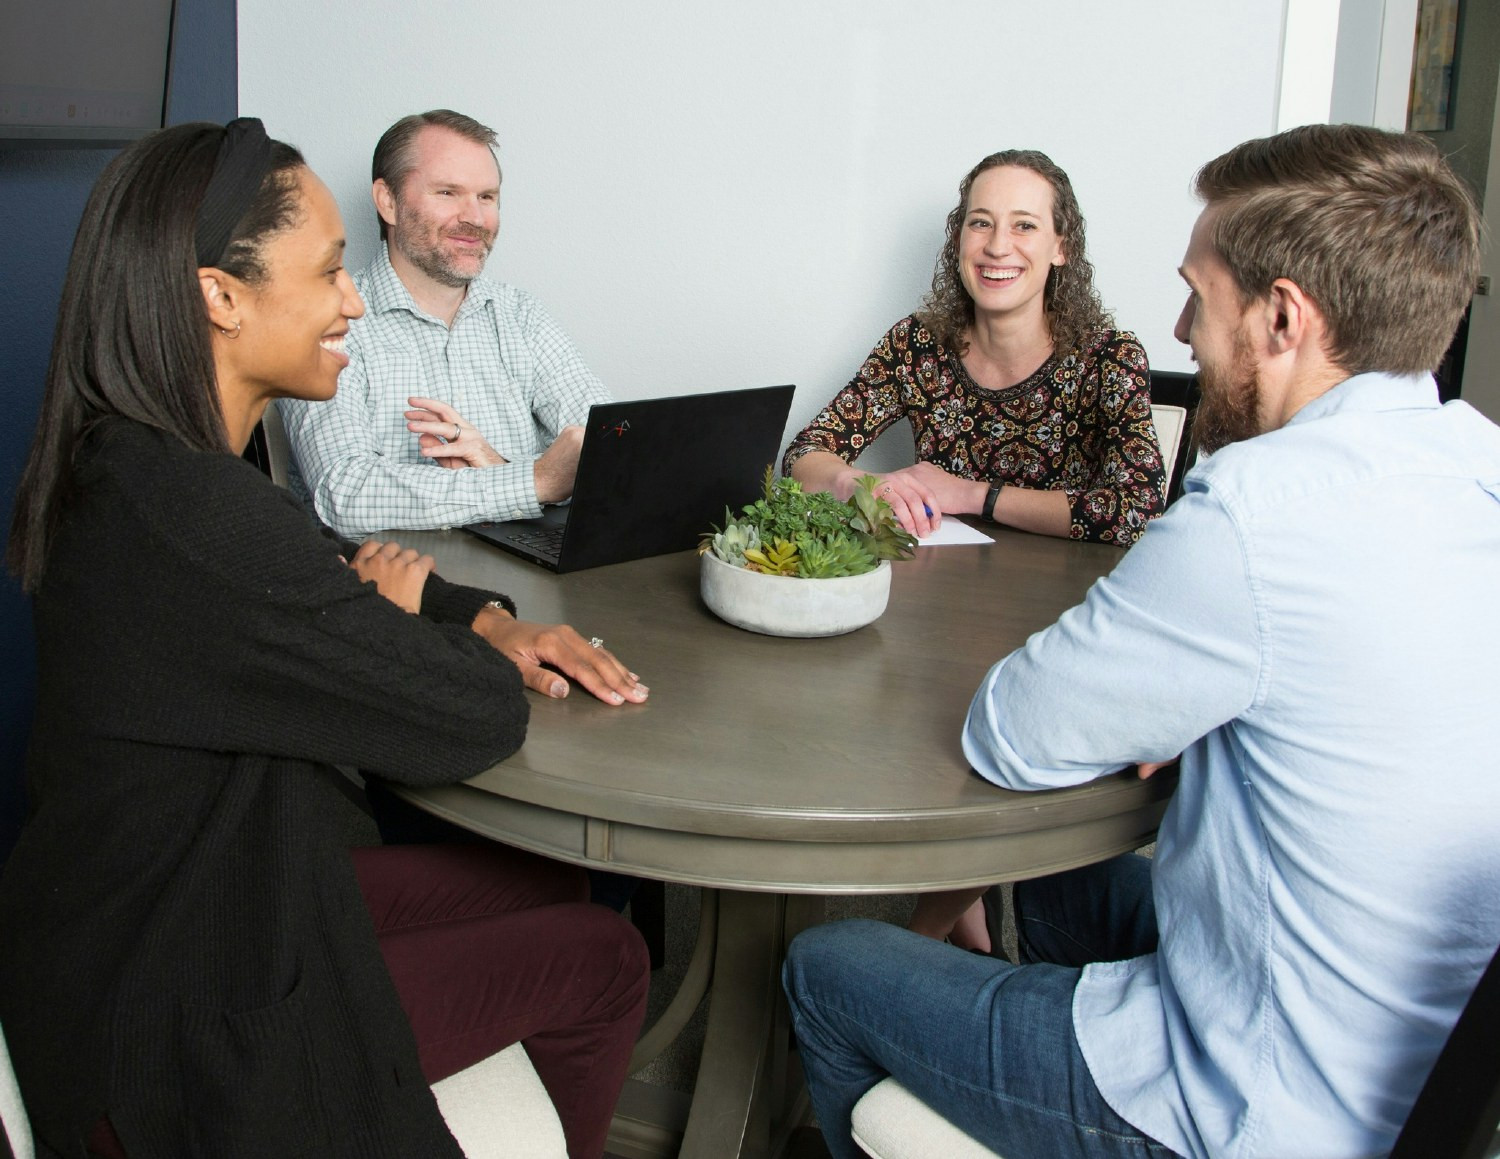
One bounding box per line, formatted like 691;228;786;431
743;537;800;575
701;468;915;578
708;521;761;568
795;533;876;578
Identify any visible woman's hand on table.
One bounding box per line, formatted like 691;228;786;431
406;396;507;469
350;540;433;614
862;463;986;539
472;604;649;705
1137;757;1181;780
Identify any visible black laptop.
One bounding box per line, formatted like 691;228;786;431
464;384;796;572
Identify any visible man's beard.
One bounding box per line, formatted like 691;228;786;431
1194;327;1263;455
392;209;494;289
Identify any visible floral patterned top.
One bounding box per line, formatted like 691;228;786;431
783;316;1166;546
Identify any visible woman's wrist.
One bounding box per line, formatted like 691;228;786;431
832;466;863;502
983;481;1005;522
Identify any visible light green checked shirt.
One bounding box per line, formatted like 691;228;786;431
280;244;610;537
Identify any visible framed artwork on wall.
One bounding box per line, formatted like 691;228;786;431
1408;0;1461;132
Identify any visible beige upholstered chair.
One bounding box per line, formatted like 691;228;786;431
850;1078;1003;1159
432;1042;568;1157
0;1023;33;1159
0;1020;563;1159
849;940;1500;1159
1150;403;1188;503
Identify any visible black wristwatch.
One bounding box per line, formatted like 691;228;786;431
983;482;1005;522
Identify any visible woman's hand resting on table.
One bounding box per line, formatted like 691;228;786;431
858;462;987;539
472;604;650;706
350;540;433;614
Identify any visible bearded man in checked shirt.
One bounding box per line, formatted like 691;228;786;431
280;109;609;537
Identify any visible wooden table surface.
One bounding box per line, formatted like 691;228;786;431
392;525;1174;894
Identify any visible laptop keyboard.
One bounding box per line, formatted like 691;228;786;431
508;526;565;557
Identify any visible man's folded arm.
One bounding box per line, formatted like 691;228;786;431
962;488;1264;790
279;367;542;535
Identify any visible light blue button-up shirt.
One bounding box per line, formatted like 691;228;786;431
280;244;610;537
964;371;1500;1158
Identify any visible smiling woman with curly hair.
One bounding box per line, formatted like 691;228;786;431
923;149;1108;360
785;149;1166;552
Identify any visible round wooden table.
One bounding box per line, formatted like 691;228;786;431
389;527;1175;1158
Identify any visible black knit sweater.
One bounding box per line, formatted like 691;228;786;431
0;418;530;1157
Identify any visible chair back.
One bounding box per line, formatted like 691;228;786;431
1149;405;1188;504
1390;942;1500;1159
1148;370;1199;506
0;1021;34;1159
259;402;295;489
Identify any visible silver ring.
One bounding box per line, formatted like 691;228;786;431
452;422;461;440
589;637;604;649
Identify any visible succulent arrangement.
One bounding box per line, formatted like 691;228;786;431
702;469;916;578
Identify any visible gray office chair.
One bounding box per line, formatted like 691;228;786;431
0;1019;563;1159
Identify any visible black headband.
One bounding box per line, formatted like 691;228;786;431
194;117;274;268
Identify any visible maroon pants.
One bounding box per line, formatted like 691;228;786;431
353;842;650;1157
91;842;649;1159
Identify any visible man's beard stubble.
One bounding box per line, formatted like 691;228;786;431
392;207;494;290
1193;328;1263;455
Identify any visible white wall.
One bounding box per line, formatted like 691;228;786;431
1326;0;1419;130
241;1;1285;468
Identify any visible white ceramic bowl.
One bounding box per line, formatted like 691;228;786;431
699;551;891;637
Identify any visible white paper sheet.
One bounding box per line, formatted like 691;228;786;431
917;520;995;547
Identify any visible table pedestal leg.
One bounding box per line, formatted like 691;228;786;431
677;889;824;1159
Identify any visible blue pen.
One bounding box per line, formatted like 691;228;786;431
924;505;933;517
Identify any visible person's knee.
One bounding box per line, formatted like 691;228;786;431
784;919;892;1011
572;903;651;1005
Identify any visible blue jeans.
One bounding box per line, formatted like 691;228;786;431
782;855;1181;1159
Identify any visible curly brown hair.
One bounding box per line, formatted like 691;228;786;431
917;149;1111;357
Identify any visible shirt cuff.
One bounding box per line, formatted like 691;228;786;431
489;459;543;521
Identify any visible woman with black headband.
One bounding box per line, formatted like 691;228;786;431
0;119;649;1158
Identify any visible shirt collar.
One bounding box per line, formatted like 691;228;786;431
1284;370;1441;429
362;243;498;324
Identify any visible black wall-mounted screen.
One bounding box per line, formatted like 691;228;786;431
0;0;175;146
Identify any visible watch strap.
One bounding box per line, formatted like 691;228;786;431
984;482;1005;522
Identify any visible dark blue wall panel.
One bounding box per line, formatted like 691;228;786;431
0;0;237;865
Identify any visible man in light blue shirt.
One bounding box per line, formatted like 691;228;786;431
785;125;1500;1158
280;110;609;537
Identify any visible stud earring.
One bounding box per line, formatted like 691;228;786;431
217;321;242;339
